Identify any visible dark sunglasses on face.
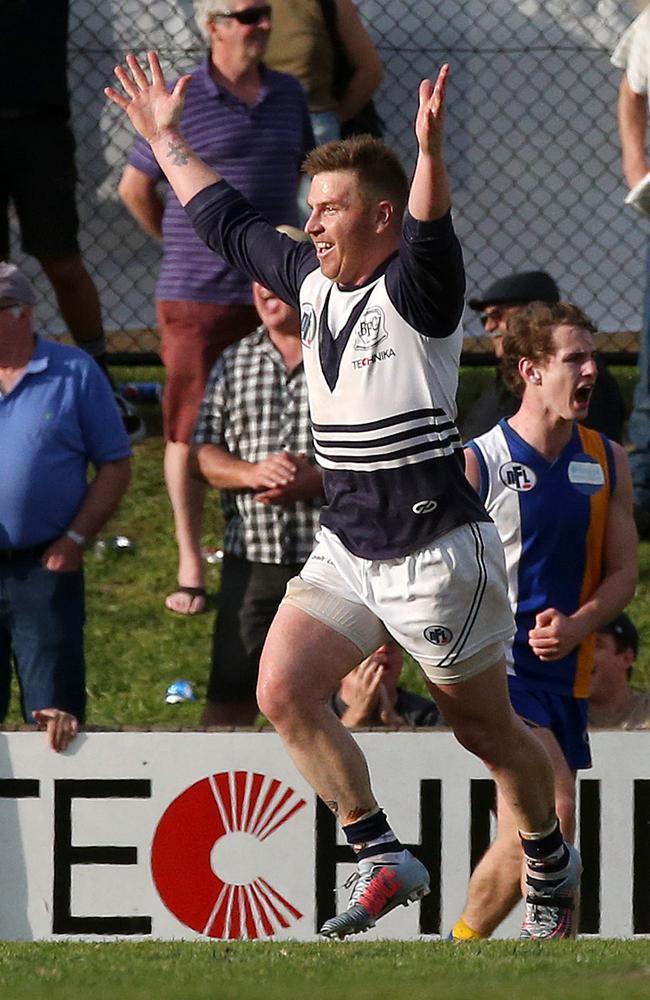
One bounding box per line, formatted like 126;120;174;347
216;4;272;25
479;303;519;328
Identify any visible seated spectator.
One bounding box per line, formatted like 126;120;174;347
461;271;627;443
265;0;384;145
192;228;323;727
0;263;131;752
333;643;442;728
590;613;650;729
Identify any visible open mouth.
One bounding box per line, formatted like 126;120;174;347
315;242;334;259
574;385;593;406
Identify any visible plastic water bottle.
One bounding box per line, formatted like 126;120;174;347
165;680;197;704
118;382;162;402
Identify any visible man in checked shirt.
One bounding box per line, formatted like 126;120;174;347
192;227;323;726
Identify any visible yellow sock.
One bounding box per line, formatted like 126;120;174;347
451;917;486;941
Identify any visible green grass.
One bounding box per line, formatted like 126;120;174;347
0;940;649;1000
4;364;647;727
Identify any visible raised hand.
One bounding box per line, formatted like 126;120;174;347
415;64;449;157
105;51;191;143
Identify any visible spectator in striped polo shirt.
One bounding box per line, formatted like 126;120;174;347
117;1;313;615
192;227;323;726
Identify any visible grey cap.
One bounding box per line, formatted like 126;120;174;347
0;262;36;306
468;271;560;311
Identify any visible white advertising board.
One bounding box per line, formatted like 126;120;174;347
0;730;648;941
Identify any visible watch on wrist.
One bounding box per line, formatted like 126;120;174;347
65;529;87;548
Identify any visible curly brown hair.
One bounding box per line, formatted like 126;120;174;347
303;135;409;218
501;301;596;397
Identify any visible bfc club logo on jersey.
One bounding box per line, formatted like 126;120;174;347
499;461;537;492
151;771;306;939
354;306;388;350
300;304;317;347
424;625;453;646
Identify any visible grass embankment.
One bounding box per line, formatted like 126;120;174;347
5;365;646;728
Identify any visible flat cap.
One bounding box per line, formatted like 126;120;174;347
468;270;559;311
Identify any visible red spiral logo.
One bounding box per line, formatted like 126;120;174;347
151;770;307;938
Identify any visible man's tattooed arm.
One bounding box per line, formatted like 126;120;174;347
166;138;194;167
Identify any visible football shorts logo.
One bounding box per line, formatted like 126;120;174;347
412;499;438;515
151;771;306;939
300;304;316;347
354;306;388;350
499;461;537;492
424;625;453;645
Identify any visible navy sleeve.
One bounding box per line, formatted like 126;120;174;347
385;210;466;338
186;181;318;308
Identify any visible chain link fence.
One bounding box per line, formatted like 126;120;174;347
8;1;648;357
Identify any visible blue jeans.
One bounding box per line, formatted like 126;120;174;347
629;240;650;508
0;555;86;723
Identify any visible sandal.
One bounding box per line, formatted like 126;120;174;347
165;585;208;616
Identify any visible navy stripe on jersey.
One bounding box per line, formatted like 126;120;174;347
311;406;449;434
315;434;462;468
437;522;488;666
319;286;374;390
314;419;457;450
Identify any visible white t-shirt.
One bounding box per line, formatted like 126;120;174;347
612;9;650;102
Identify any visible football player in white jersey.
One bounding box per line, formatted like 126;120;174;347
107;48;582;940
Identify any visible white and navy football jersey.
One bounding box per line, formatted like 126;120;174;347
190;181;488;558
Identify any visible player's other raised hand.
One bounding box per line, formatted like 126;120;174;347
415;64;449;157
105;51;191;142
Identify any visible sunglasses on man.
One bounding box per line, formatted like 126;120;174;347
215;4;272;25
479;303;521;329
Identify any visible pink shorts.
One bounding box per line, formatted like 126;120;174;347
157;299;259;443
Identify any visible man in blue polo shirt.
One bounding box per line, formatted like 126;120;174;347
118;0;313;617
0;263;131;751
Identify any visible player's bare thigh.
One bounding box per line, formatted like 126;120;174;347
257;603;365;712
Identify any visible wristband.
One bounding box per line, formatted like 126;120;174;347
65;529;87;548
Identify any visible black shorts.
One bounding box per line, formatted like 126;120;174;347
0;115;80;260
207;555;303;703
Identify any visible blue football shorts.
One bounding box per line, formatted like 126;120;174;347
507;673;591;770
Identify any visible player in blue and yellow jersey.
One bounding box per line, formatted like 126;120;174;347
453;302;638;940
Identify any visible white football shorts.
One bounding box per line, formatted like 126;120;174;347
281;521;515;685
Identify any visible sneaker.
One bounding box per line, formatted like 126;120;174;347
113;392;146;445
319;852;430;939
519;843;582;940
